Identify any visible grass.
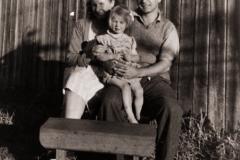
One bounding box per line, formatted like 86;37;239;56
0;86;63;160
1;87;240;160
0;109;14;125
175;111;240;160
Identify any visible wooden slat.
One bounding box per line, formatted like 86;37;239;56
165;0;181;95
14;0;24;85
48;0;61;89
208;0;227;128
0;0;11;84
35;0;44;90
40;118;156;157
38;0;52;89
193;0;210;117
67;0;77;44
58;0;69;89
78;0;87;19
20;0;36;88
56;149;66;160
127;0;137;10
178;0;195;112
7;0;17;84
0;0;5;83
159;0;166;18
226;0;240;131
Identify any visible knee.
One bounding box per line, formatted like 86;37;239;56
161;97;183;118
134;87;143;98
121;82;131;93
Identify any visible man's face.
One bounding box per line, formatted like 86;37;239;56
109;13;127;34
137;0;161;14
91;0;115;19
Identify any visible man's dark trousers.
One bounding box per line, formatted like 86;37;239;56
100;76;183;160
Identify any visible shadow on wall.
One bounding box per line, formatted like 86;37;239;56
0;30;66;92
0;30;67;159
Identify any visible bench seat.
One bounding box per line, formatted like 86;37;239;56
40;118;156;160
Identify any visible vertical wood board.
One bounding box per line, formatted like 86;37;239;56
226;0;240;131
193;0;210;117
208;0;227;128
178;0;196;111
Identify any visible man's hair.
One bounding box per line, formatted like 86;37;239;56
109;5;133;28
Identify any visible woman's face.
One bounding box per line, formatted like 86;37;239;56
91;0;115;19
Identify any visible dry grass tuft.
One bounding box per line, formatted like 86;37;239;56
176;111;240;160
0;109;15;125
0;147;15;160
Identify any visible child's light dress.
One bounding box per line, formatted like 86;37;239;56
99;30;141;84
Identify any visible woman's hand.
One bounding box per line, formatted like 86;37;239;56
113;61;140;79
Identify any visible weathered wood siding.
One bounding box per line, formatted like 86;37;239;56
0;0;239;131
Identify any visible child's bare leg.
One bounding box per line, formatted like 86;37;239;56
108;77;138;123
65;89;86;119
130;82;143;121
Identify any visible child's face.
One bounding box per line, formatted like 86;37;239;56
109;13;127;34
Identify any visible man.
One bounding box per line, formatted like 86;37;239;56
99;0;183;159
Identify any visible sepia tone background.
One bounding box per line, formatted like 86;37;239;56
0;0;240;131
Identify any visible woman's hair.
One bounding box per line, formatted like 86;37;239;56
109;5;133;28
87;0;115;19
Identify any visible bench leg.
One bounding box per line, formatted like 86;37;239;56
116;155;139;160
56;149;66;160
133;156;139;160
116;154;124;160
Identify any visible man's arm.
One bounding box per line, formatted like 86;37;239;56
114;26;179;78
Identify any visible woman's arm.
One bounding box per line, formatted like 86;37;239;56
92;45;121;61
66;20;91;67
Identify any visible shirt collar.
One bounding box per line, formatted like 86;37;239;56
107;30;124;39
132;8;162;23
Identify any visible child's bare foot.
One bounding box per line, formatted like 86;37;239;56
136;113;141;121
128;117;138;123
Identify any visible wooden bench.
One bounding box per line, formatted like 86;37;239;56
39;118;156;160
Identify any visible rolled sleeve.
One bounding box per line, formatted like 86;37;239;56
159;26;179;62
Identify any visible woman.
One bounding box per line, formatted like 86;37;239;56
63;0;115;119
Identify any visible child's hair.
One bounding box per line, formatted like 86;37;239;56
109;5;133;28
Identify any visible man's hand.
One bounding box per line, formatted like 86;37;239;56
113;61;140;79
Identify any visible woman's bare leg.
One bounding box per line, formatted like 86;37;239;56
108;77;138;123
130;82;143;121
64;89;86;119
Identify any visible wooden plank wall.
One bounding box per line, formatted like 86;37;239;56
0;0;239;131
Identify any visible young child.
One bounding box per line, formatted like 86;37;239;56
93;5;143;123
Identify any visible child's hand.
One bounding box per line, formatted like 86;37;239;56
123;54;132;62
121;48;131;55
96;35;111;46
114;53;122;60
